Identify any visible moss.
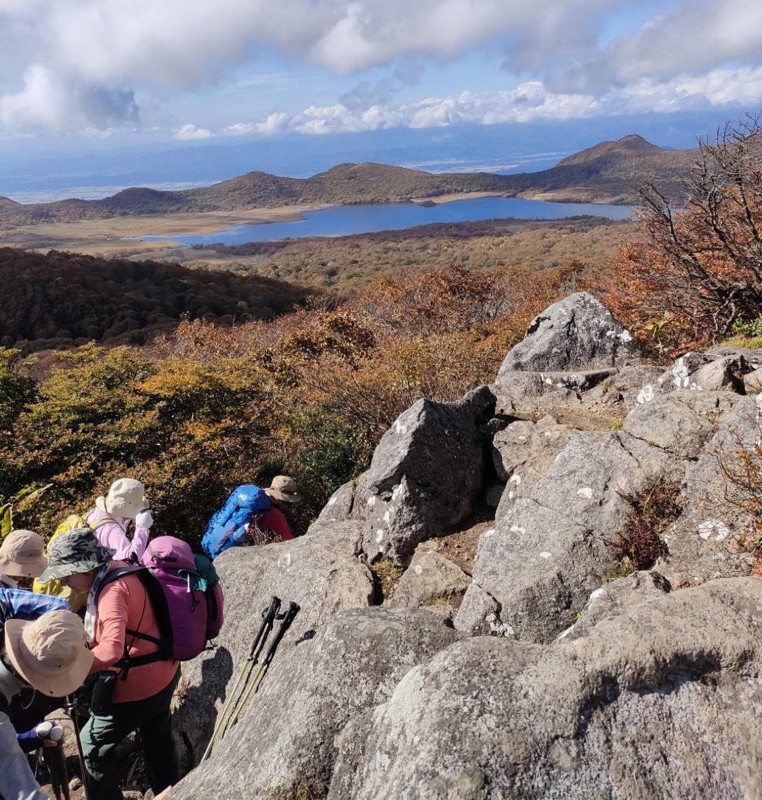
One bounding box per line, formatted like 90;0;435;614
369;559;404;603
719;334;762;349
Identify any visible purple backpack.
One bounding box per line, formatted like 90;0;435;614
101;536;224;666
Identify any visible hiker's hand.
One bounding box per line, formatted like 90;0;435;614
35;721;64;744
135;509;154;529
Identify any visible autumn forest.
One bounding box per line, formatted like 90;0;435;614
2;119;762;546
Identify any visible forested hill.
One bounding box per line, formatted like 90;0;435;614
0;135;696;225
0;248;309;351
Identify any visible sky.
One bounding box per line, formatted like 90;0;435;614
0;0;761;194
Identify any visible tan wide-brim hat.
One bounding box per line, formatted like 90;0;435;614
264;475;301;503
0;529;48;579
5;610;94;697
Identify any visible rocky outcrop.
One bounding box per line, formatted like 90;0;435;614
556;569;672;641
497;291;642;376
457;384;746;643
490;415;574;519
330;579;762;800
319;385;495;564
492;294;648;428
168;608;461;800
387;547;471;619
170;294;762;800
455;427;677;641
657;395;762;586
172;520;374;769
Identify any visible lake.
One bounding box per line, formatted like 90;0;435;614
142;195;635;246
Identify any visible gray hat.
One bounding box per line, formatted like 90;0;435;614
37;527;114;583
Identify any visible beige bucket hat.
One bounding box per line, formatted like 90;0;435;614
5;609;94;697
264;475;301;503
0;529;48;579
94;478;148;520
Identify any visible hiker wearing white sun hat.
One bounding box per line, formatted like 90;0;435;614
86;477;155;562
1;609;92;800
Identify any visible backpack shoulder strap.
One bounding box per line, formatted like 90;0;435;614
97;565;145;596
97;567;172;671
89;512;119;532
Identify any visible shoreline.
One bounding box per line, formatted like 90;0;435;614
0;191;633;257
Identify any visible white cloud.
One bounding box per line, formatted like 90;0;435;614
0;0;761;136
234;67;762;137
0;64;139;132
224;113;289;136
174;123;213;140
612;0;762;82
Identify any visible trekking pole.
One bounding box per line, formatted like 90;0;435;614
225;601;300;731
65;694;91;800
42;739;70;800
201;596;281;762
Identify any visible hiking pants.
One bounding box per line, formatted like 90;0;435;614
81;672;180;800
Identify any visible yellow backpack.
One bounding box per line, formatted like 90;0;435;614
33;513;113;611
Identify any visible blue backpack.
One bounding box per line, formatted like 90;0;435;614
201;485;271;560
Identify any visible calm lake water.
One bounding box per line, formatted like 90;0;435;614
143;196;635;245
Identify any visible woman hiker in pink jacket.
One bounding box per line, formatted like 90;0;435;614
87;478;154;563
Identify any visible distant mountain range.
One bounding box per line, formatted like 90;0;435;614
0;134;696;225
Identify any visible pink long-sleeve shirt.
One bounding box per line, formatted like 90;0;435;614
87;507;150;562
89;561;178;703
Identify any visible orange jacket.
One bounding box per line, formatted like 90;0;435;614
90;562;178;703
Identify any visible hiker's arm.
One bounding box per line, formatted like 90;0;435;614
129;518;150;561
99;520;148;562
0;711;47;800
1;586;70;621
89;581;128;673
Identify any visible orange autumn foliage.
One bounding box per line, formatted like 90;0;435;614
603;118;762;356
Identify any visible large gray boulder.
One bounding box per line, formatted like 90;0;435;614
327;386;495;564
172;521;374;769
329;578;762;800
497;292;641;378
387;548;471;619
455;428;678;642
491;416;574;520
167;608;461;800
556;569;672;642
622;390;740;460
658;395;762;585
457;389;743;642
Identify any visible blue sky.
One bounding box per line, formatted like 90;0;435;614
1;0;760;145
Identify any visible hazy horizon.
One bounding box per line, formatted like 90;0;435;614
0;107;748;204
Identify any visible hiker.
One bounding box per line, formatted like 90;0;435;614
201;475;301;559
254;475;302;542
0;528;51;588
88;477;154;562
38;526;180;800
0;609;93;800
1;531;70;628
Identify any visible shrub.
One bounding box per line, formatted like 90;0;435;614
603;116;762;356
606;479;681;570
